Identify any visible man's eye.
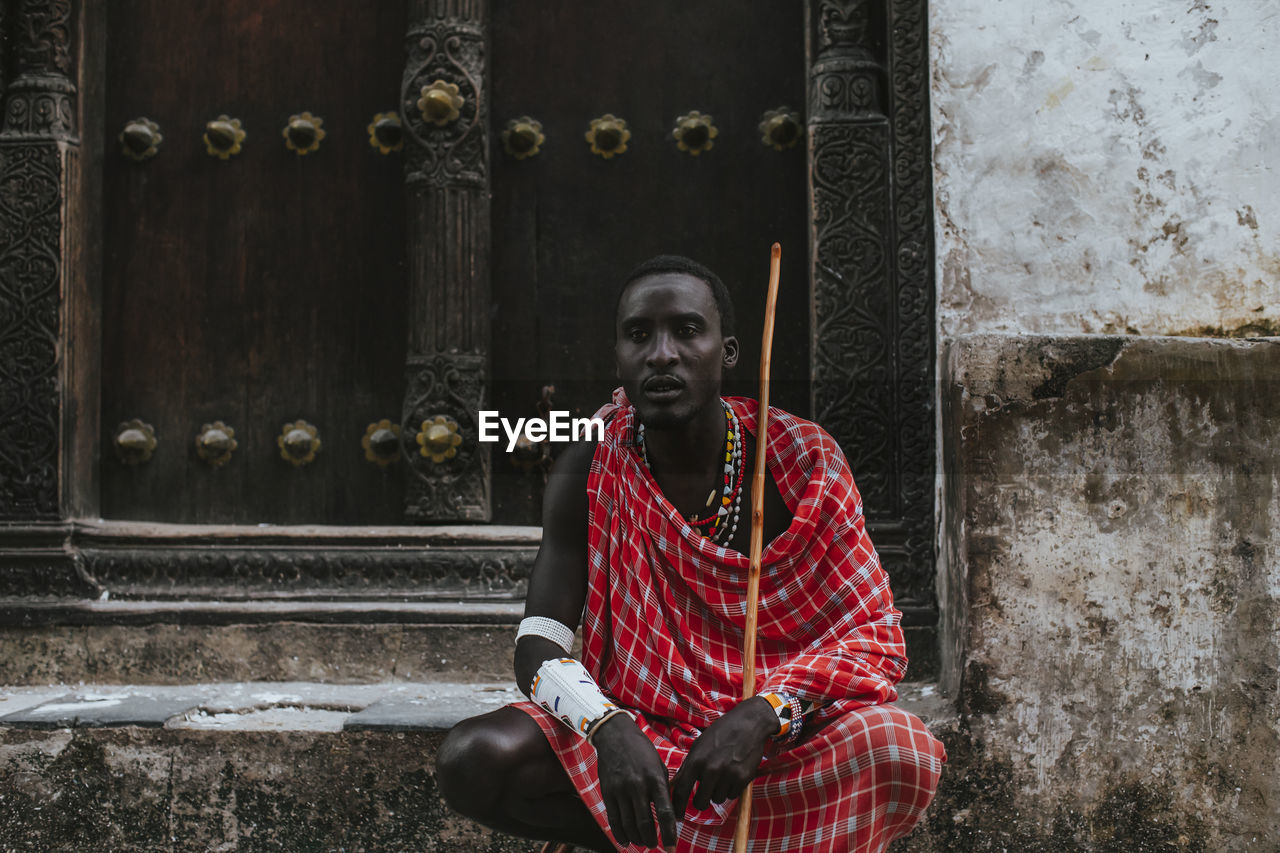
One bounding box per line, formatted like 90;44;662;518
628;329;648;341
678;325;699;336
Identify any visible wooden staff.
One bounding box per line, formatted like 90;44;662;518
733;242;782;853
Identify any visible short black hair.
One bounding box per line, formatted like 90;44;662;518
615;254;736;338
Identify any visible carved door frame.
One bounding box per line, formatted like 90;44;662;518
0;0;935;657
807;0;937;639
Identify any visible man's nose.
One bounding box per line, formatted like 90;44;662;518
646;332;678;366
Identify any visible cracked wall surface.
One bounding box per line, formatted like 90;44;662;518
931;1;1279;337
921;336;1280;850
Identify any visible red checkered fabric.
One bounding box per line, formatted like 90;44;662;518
515;391;945;852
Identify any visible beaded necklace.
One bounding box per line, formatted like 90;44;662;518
637;399;745;545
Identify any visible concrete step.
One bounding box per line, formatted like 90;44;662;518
0;600;524;685
0;680;952;851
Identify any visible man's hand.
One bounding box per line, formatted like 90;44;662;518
592;713;679;851
670;696;779;816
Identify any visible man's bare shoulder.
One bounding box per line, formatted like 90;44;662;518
548;439;597;482
540;439;599;533
524;439;598;628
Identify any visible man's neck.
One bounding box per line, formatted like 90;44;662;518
643;398;727;486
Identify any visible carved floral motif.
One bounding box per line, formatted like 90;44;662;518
401;16;486;188
82;547;533;600
0;143;63;519
818;0;874;52
0;553;100;598
15;0;73;74
2;82;75;139
402;353;490;521
399;2;492;523
887;0;936;609
812;127;894;509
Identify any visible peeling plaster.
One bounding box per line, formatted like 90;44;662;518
931;1;1280;337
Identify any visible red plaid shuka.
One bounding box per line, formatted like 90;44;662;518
516;391;945;853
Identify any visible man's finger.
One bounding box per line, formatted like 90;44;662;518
628;793;656;850
603;795;629;848
710;775;735;805
691;774;715;811
669;766;692;818
652;782;680;851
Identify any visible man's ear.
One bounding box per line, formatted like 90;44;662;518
722;336;740;368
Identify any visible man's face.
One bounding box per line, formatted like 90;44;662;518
615;273;739;430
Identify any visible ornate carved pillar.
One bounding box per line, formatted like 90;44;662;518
0;0;99;598
399;0;491;521
806;0;936;625
1;0;78;522
886;0;938;624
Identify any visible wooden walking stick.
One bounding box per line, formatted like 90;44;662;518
732;242;782;853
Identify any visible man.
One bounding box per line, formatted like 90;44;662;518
437;256;945;852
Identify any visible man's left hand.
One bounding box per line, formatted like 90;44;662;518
669;696;779;816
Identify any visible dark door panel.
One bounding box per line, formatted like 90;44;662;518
101;1;408;524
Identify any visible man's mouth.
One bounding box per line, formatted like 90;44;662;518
643;375;685;399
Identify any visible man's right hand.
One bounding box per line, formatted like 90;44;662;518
591;713;679;852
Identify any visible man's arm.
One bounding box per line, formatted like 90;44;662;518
514;440;594;694
512;439;678;851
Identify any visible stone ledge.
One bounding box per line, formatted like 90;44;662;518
1;680;952;734
0;722;532;851
0;681;524;732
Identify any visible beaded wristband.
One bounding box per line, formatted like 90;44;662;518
515;616;575;654
760;691;808;744
760;692;790;738
779;693;806;745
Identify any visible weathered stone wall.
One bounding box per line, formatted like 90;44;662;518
0;727;532;852
926;1;1279;847
931;0;1279;337
920;336;1279;850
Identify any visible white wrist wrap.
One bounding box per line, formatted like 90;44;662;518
516;616;575;654
531;657;618;737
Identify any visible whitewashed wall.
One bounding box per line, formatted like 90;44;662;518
924;4;1280;847
931;0;1279;337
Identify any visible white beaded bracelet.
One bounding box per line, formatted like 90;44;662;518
515;616;575;654
531;656;618;737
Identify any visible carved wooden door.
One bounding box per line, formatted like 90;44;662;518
1;0;935;662
101;1;410;524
